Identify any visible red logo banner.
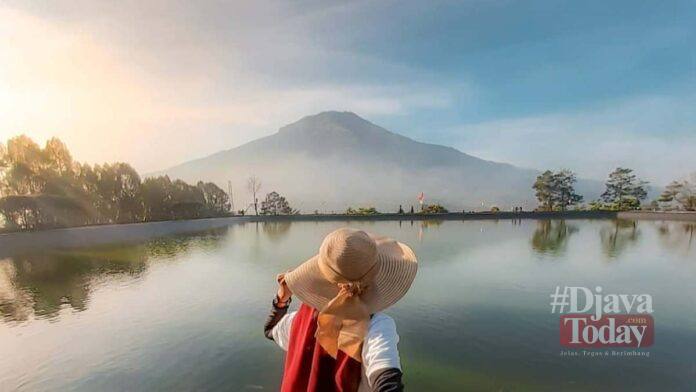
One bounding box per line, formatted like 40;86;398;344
560;314;654;348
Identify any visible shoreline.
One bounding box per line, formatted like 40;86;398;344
617;210;696;221
1;210;694;256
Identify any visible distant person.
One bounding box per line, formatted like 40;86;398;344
264;228;418;391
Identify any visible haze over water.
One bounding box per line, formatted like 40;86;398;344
1;219;695;391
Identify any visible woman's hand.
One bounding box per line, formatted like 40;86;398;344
276;273;293;306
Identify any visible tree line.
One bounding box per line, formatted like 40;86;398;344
659;179;696;211
0;136;231;231
533;167;651;211
531;167;681;211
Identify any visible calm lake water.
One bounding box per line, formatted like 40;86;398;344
1;219;695;391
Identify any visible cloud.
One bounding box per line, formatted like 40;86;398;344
450;95;696;185
0;4;452;172
1;0;693;181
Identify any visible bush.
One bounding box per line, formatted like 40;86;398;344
260;191;295;215
346;207;379;215
420;204;448;214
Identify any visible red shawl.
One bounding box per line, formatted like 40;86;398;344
281;303;362;392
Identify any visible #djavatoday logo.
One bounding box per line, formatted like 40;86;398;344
550;286;654;348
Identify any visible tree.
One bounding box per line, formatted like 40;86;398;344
0;142;7;173
142;177;231;221
247;176;262;215
92;164;117;222
533;169;583;211
659;181;680;209
533;170;556;210
93;163;144;223
74;163;104;223
553;170;583;210
0;195;39;230
1;135;45;195
0;194;88;230
0;141;8;186
197;181;231;215
142;176;174;221
43;137;74;176
659;180;696;211
601;168;648;210
113;163;144;223
260;191;294;215
170;179;206;220
421;204;448;214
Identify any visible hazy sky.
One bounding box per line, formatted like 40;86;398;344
1;0;694;184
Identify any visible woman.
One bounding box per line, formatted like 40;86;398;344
264;228;418;392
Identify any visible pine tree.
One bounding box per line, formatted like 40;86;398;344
659;180;696;211
601;167;648;210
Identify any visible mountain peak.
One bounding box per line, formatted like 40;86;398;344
299;110;365;123
278;110;383;137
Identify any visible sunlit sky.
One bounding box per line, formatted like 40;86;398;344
1;0;694;184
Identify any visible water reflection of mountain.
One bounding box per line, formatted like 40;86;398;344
600;219;640;258
0;228;228;323
530;220;578;256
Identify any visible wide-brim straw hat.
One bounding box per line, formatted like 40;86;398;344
284;228;418;313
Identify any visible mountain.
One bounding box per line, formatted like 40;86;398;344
153;111;602;212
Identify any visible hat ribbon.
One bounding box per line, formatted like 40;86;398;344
315;281;371;362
